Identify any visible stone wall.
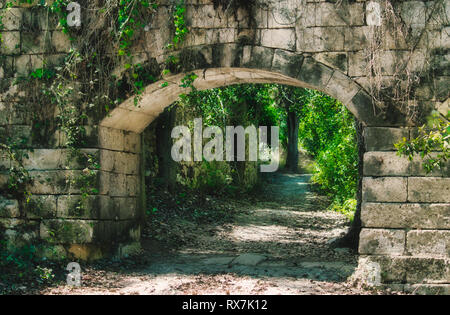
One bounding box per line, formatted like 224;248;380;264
360;127;449;292
0;0;448;290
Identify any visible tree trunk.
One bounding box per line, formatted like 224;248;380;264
331;119;364;249
156;108;177;191
286;110;299;173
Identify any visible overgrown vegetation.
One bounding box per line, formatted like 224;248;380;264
0;0;188;286
146;84;359;233
396;110;449;173
0;0;446;292
297;90;358;220
0;238;69;294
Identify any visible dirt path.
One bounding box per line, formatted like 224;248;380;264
41;173;390;295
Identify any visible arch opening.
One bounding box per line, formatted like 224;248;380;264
100;66;381;134
136;81;363;290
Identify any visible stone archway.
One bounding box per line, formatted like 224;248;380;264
95;63;448;290
0;0;448;291
101;65;382;134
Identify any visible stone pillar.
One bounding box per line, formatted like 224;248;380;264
358;127;450;293
0;126;143;261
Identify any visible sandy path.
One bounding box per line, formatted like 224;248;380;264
41;173;389;295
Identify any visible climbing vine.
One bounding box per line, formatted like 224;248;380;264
362;0;449;122
0;0;190;206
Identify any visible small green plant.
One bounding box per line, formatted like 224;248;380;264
0;138;33;201
396;111;449;173
167;0;188;50
178;160;233;194
35;265;55;284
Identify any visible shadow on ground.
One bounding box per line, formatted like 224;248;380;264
42;172;367;295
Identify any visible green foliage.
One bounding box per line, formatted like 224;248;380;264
117;0;157;56
330;198;356;222
297;91;358;213
178;84;280;129
396;110;449;173
172;84;281;193
0;240;60;290
178;160;233;194
174;84;358;216
167;0;189;49
0;138;33;201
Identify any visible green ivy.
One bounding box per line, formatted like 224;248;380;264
396;111;449;173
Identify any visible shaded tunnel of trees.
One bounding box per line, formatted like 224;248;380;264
143;84;363;248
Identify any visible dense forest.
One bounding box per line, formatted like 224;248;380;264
166;84;358;216
143;84;360;237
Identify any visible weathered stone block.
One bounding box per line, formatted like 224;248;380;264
185;28;207;46
21;31;50;54
408;177;450;203
297;27;345;52
348;90;404;126
313;52;347;73
109;173;127;197
324;70;360;106
344;27;372;51
0;173;8;190
359;228;406;256
0;198;20;218
348;50;366;77
99;149;115;172
360;255;450;284
261;28;296;51
0;31;21;55
315;2;364;26
361;203;450;229
241;45;274;70
187;4;227;29
28;170;99;195
22;149;63;170
1;8;23;31
126;175;139;197
0;218;39;250
26;195;57;219
40;219;96;244
407;230;450;257
123;131;141;154
113;152;140;175
405;257;450;284
63;149;100;171
401;1;426;27
113;197;137;220
56;195;109;219
21;6;60;31
297;57;333;89
364;127;409;151
67;244;103;261
98;126;125;151
271;49;304;78
357;255;406;284
15;54;43;76
98;171;110;196
363;152;411;176
410;155;449;177
362;177;407;202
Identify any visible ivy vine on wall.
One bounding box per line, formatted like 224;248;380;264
0;0;190;206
